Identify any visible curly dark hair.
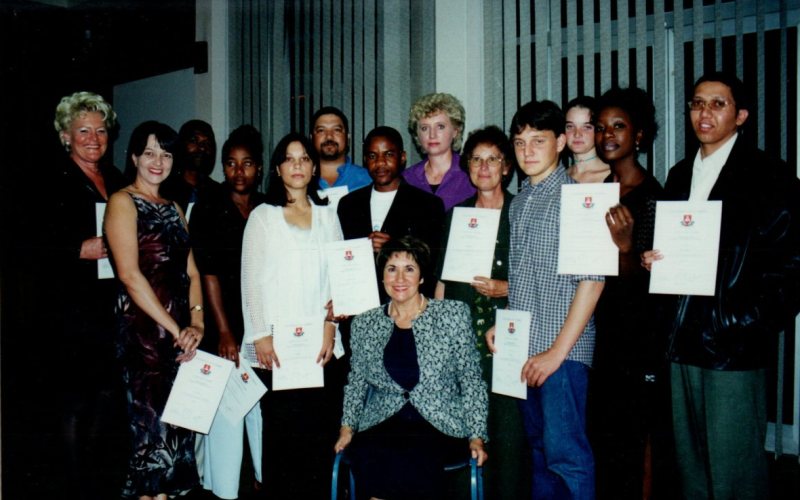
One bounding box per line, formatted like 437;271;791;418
596;87;658;153
376;236;431;279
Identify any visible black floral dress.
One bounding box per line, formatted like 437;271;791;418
115;194;199;498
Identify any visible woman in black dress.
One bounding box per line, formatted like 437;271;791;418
590;87;675;499
46;91;127;499
190;125;266;498
105;121;204;500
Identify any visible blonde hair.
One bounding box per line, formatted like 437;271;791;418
408;92;465;151
54;92;116;150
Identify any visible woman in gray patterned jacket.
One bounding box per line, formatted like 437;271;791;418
334;235;488;499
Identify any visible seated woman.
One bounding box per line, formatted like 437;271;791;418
434;125;529;499
335;236;488;500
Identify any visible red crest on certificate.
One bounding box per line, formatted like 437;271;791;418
294;327;305;337
508;322;515;334
201;364;211;375
468;218;479;228
241;372;250;383
681;214;694;227
344;250;354;261
583;196;595;208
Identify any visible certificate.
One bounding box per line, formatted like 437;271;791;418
491;309;530;399
319;186;349;207
272;317;325;391
218;359;268;425
558;183;619;276
325;238;380;316
161;350;235;434
649;201;722;296
95;203;114;279
440;207;502;283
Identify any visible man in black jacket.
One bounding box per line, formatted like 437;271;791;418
337;126;445;301
644;73;800;499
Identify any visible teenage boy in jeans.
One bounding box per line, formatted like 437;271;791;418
488;100;604;499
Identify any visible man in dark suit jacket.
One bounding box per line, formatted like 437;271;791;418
337;126;446;301
644;72;800;499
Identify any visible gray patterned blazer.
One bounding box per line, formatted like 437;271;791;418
341;299;489;441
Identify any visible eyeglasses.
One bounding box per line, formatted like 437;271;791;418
468;156;504;168
687;99;734;111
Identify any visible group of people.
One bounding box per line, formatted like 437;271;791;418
44;69;800;500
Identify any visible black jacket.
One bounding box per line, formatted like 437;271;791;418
661;138;800;370
337;180;445;300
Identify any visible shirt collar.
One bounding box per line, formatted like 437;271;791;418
694;133;738;173
520;165;567;195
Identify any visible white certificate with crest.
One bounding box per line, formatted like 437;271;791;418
161;350;235;434
440;207;502;283
319;186;349;207
272;316;325;391
218;359;268;425
491;309;531;400
325;238;381;316
649;201;722;296
558;183;620;276
95;203;114;279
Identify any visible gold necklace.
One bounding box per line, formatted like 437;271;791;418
390;294;426;321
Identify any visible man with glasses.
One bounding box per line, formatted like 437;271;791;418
644;72;800;499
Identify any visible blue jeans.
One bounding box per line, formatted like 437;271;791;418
518;360;595;500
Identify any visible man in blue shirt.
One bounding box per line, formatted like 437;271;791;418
489;100;604;499
310;106;371;192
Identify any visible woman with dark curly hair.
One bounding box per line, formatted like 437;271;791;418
335;236;488;500
590;87;675;499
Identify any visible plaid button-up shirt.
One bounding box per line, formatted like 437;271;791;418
508;167;604;367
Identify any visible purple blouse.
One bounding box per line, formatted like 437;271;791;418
401;152;476;212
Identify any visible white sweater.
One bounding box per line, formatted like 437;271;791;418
241;202;343;344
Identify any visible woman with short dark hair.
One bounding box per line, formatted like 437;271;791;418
435;125;529;499
590;87;672;499
335;235;488;499
190;124;267;499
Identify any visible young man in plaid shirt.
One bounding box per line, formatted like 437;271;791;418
489;100;604;499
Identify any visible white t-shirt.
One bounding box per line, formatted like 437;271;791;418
369;188;399;231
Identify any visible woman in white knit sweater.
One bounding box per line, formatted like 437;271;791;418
241;132;343;499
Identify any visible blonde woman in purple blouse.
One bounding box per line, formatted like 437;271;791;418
403;93;476;211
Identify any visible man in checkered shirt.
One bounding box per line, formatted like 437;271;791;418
489;100;604;499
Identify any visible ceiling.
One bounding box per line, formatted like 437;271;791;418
4;0;196;87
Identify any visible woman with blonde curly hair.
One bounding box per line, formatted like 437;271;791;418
46;91;128;499
403;93;476;211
